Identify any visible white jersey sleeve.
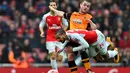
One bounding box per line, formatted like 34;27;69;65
68;33;89;52
62;17;68;27
39;15;46;28
39;12;51;28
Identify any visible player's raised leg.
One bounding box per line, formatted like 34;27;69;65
96;30;119;63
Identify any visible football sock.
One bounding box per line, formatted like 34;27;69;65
80;51;91;71
68;60;78;73
51;59;58;71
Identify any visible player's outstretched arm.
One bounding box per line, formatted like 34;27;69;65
49;6;65;17
72;34;89;52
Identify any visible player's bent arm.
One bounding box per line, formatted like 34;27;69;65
49;6;72;20
89;18;97;30
72;34;89;52
58;40;69;53
39;27;44;34
49;6;64;17
39;15;46;37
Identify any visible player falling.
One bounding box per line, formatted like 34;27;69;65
39;0;68;72
55;29;120;66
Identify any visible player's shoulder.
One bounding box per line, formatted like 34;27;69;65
42;12;51;18
67;32;80;37
73;12;79;14
71;12;80;15
69;33;82;40
86;13;93;18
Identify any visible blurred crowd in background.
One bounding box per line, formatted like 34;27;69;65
0;0;130;67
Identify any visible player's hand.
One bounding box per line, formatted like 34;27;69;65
40;32;44;37
49;6;64;17
87;19;92;24
64;46;73;53
49;6;55;11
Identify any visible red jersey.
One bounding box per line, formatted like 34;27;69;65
39;12;68;42
46;16;62;41
67;29;98;44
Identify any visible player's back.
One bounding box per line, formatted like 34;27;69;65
67;29;98;44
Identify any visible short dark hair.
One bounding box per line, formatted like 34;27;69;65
50;0;55;3
79;0;91;4
49;0;57;5
56;29;66;36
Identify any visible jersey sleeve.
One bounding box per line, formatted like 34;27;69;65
62;17;68;27
69;33;89;52
63;13;72;20
39;15;46;28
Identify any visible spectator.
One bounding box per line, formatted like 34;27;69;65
8;41;28;68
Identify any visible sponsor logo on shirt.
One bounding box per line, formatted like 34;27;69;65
49;24;61;29
73;18;82;24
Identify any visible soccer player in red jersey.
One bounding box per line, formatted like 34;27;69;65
39;0;68;71
55;29;120;65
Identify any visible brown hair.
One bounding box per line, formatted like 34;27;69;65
50;0;56;3
49;0;57;5
79;0;91;4
55;29;66;38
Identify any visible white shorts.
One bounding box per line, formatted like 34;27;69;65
46;41;68;62
88;30;110;57
46;41;63;53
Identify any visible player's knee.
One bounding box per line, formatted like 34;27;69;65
50;52;56;60
68;53;74;61
57;54;63;62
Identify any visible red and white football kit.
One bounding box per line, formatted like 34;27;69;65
39;12;68;53
66;29;108;57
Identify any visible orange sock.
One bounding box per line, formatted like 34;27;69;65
82;58;91;70
80;51;91;71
